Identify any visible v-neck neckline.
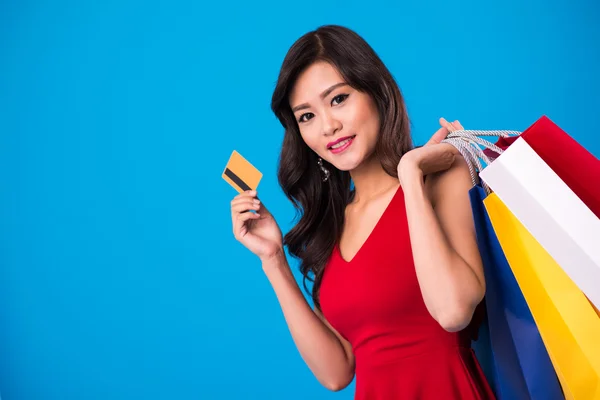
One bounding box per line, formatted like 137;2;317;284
336;185;402;264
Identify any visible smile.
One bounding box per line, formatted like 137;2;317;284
328;135;356;154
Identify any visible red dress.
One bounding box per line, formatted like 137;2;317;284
319;186;495;399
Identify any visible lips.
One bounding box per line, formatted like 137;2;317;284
327;135;356;155
327;135;356;149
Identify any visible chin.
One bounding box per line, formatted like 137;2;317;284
328;155;363;172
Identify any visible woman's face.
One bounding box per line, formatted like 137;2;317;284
289;61;380;172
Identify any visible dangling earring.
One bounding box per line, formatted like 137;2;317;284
317;157;330;182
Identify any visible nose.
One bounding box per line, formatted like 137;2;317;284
322;111;342;137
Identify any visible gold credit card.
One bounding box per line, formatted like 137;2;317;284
222;150;263;193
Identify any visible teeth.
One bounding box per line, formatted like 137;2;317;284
331;137;352;149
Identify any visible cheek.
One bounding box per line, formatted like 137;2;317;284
299;128;321;155
352;97;377;127
366;107;381;139
355;105;380;141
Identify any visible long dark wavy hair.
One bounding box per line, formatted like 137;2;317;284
270;25;413;310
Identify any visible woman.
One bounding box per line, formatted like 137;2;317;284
230;25;494;399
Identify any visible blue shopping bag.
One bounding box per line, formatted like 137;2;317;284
469;185;564;400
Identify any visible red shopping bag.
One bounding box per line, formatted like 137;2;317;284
483;116;600;218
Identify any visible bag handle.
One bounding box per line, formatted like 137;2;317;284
441;129;521;194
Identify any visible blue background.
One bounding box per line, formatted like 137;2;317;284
0;0;598;399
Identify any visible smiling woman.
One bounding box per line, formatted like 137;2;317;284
289;65;379;169
229;25;494;399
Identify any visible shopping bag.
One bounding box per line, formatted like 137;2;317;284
441;116;600;399
482;116;600;218
442;130;564;399
479;137;600;311
483;193;600;400
469;184;563;400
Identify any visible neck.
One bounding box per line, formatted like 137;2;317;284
349;154;399;203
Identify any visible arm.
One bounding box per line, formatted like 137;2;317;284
400;154;485;332
262;250;355;391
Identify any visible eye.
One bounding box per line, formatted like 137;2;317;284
331;93;349;106
298;112;314;123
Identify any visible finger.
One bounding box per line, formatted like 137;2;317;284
231;196;260;207
452;120;464;131
232;190;257;202
231;192;259;208
231;190;271;217
441;142;460;155
234;211;260;238
232;199;261;214
426;125;449;146
439;117;456;132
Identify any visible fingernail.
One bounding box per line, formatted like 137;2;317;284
254;199;260;204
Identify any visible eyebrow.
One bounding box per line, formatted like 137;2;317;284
291;82;348;113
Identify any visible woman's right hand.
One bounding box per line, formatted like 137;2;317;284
231;190;284;261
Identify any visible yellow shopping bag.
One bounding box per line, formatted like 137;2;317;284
484;193;600;400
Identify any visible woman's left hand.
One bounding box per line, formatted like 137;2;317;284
397;118;464;186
